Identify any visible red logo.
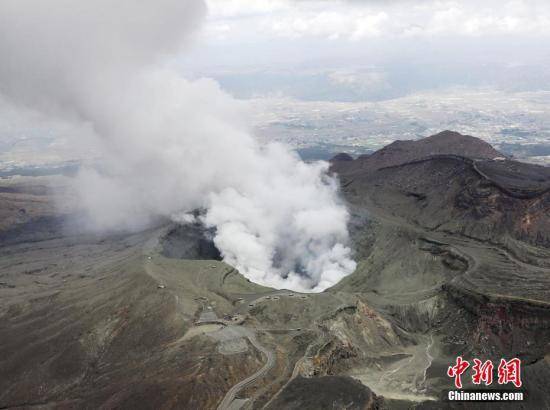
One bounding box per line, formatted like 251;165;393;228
497;358;522;388
447;356;470;388
472;359;493;386
447;357;522;388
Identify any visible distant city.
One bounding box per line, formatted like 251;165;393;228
250;88;550;164
2;88;550;172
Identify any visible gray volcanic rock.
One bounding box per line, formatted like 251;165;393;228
331;130;503;175
332;132;550;247
330;152;354;162
331;131;550;409
475;159;550;198
265;376;380;410
2;131;550;409
160;222;221;261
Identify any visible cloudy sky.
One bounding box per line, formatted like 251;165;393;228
180;0;550;100
204;0;550;40
2;0;550;168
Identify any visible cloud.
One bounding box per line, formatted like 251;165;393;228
328;69;389;90
207;0;292;18
0;0;355;292
203;0;550;41
267;9;388;39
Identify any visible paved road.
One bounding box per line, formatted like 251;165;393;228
189;296;278;410
217;331;276;410
189;289;300;410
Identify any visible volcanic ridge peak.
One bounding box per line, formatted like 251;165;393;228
331;130;504;174
379;130;503;160
330;152;354;162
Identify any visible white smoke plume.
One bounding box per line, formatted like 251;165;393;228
0;0;356;291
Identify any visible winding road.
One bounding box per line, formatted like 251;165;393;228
217;332;276;410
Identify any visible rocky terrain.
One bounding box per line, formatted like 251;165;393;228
1;131;549;409
332;131;550;408
332;130;503;174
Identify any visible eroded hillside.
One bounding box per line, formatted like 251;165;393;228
1;132;549;409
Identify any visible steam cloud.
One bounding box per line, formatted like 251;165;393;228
0;0;356;291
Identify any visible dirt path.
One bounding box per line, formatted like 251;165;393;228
418;334;434;390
